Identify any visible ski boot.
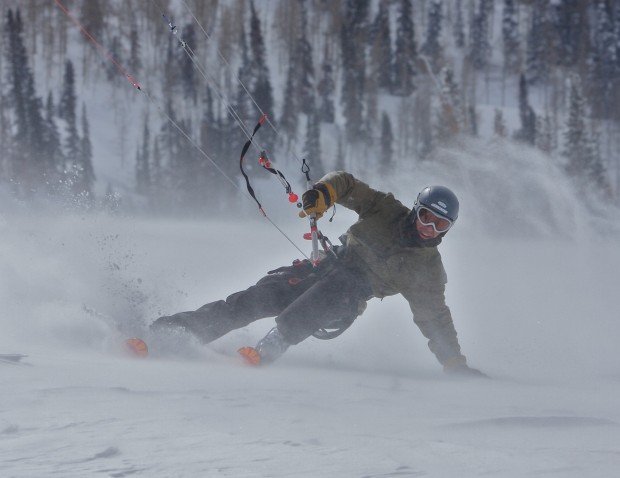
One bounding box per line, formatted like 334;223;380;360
238;326;290;366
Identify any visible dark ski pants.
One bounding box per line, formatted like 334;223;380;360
152;258;372;345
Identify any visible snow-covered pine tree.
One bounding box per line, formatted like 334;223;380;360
180;24;197;104
551;0;589;69
0;93;10;181
279;61;298;147
58;58;74;121
136;116;151;197
151;137;164;210
43;92;65;185
14;9;48;191
172;117;203;211
200;85;228;211
502;0;520;75
392;0;417;96
435;66;462;143
76;102;95;199
526;0;551;85
5;8;47;192
586;125;609;192
379;112;394;171
588;0;616;119
204;84;229;165
469;0;493;71
453;0;466;49
468;105;478;137
296;2;314;113
129;18;142;73
5;10;26;131
334;134;346;171
304;103;323;177
363;64;379;146
340;0;370;142
535;112;553;154
79;0;105;43
157;98;181;205
421;0;443;69
106;36;122;83
514;74;536;145
249;1;274;128
493;109;507;138
200;85;215;155
233;23;253;135
614;1;620;122
217;1;241;70
60;60;81;189
563;75;608;191
614;1;620;80
317;45;335;124
134;148;142;195
163;35;181;98
370;0;392;91
414;80;433;158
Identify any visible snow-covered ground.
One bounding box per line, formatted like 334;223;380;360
1;198;619;476
2;2;619;474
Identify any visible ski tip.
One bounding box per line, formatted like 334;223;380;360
237;346;261;366
124;338;149;358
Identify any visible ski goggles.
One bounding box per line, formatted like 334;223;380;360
416;206;453;233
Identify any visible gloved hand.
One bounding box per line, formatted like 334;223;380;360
298;182;337;219
443;358;489;378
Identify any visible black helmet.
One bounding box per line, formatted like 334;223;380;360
415;185;459;222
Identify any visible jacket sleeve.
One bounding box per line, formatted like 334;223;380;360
400;266;466;367
318;171;387;217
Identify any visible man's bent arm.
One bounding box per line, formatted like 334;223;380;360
318;171;388;217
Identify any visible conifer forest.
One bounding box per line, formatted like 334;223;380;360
1;0;619;214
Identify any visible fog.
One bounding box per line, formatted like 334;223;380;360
1;139;619;476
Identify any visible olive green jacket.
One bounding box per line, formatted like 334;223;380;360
320;171;466;366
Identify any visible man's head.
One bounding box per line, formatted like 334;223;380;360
413;185;459;240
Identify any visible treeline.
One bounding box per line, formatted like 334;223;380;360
0;0;619;212
1;9;94;203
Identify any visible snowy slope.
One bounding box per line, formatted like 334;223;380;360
1;190;620;477
2;2;619;476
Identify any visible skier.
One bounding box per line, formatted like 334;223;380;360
153;171;485;376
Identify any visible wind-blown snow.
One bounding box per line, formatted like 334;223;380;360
1;140;620;477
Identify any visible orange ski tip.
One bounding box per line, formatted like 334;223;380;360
238;346;261;366
124;338;149;358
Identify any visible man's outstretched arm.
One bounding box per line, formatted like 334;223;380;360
402;283;487;377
